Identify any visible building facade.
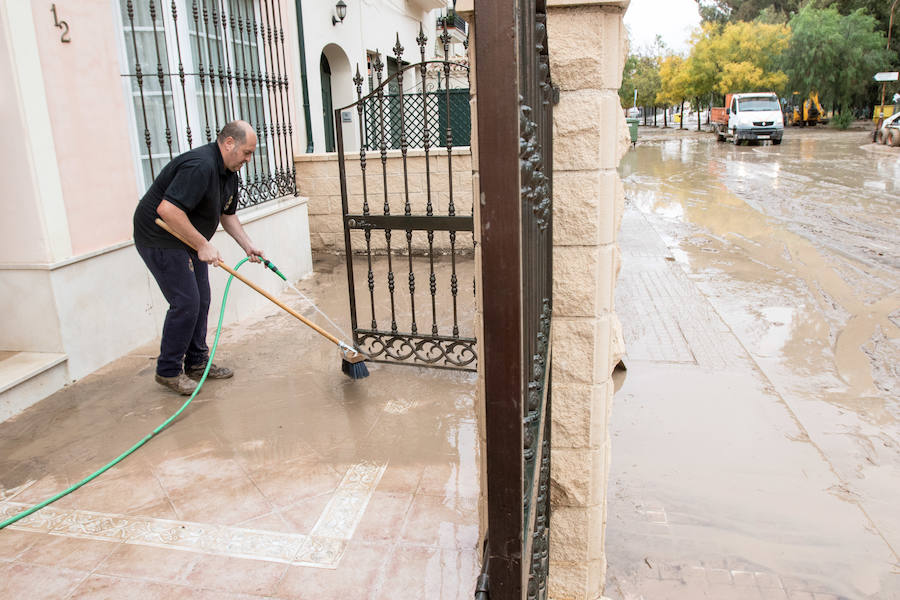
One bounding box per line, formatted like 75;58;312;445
300;0;458;154
0;1;462;418
0;1;286;418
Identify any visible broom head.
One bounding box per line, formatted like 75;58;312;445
340;349;369;379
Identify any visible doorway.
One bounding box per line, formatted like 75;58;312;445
320;53;335;152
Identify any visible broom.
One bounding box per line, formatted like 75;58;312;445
154;218;369;379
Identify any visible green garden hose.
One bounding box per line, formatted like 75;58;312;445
0;257;252;530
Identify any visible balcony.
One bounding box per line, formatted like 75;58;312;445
439;11;468;43
410;0;448;10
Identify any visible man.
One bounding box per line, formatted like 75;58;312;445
133;120;264;395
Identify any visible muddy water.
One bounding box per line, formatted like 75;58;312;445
610;128;899;598
0;254;478;532
624;130;898;397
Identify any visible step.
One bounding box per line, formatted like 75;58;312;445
0;352;69;422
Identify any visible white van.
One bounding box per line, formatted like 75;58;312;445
712;93;785;145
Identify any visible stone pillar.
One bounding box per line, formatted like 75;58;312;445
546;1;629;599
459;0;629;596
453;1;488;558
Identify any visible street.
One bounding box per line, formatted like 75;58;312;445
606;127;900;599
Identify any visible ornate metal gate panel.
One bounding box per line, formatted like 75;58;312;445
475;0;554;598
336;23;476;371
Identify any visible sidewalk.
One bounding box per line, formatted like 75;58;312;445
0;255;479;599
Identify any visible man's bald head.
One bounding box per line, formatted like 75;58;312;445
217;120;254;145
217;120;257;172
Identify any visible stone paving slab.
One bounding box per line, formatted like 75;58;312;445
0;255;480;599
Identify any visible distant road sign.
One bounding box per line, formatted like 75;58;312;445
874;72;899;82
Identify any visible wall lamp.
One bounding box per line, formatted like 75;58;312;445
332;1;347;26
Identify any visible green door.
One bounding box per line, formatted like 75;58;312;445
320;54;335;152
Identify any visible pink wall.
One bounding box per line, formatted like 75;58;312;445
31;1;138;256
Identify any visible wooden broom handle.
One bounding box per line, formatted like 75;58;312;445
154;218;343;348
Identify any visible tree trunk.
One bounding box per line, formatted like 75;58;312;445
653;107;657;127
664;107;668;128
696;98;701;132
679;99;684;130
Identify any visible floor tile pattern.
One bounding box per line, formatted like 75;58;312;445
1;461;385;568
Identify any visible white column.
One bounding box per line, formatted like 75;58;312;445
1;1;72;263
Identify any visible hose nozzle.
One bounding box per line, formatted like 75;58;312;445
262;259;287;281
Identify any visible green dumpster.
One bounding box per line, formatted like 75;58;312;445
626;118;639;144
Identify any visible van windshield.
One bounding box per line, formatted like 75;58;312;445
738;97;780;112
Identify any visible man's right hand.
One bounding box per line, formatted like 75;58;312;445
198;241;223;266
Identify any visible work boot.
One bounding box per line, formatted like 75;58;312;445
155;373;198;396
185;363;234;380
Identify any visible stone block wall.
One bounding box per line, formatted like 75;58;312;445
453;1;630;598
294;149;474;254
547;2;629;599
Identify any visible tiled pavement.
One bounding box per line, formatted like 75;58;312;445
0;256;480;599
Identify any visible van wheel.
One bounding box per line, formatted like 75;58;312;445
889;129;900;147
772;138;782;145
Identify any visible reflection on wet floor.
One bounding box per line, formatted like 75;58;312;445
608;129;900;599
0;254;479;599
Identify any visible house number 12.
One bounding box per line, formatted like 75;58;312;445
50;4;71;43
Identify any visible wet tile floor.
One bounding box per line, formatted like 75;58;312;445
0;255;480;599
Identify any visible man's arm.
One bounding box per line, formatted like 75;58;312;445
221;213;265;263
157;199;222;265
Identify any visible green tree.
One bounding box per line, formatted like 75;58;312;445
619;52;639;110
619;40;664;124
657;55;691;128
703;0;900;47
782;6;893;111
632;55;662;123
700;0;803;24
687;20;790;100
805;1;899;45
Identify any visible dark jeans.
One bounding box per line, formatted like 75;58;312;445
136;246;211;377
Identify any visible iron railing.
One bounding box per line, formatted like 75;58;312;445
476;0;555;597
118;0;297;207
336;22;476;371
362;88;471;150
441;10;468;32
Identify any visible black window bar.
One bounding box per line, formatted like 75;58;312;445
118;0;297;207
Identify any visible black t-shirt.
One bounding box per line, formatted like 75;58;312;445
133;142;239;249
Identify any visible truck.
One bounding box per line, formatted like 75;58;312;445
787;91;828;126
710;92;784;145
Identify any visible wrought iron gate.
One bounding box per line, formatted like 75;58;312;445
475;0;555;598
336;23;476;371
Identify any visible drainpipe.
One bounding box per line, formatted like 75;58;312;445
295;0;314;153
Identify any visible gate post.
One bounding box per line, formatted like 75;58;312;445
545;2;630;599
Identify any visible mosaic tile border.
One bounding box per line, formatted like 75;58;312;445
0;461;386;569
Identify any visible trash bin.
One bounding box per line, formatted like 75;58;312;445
626;118;639;145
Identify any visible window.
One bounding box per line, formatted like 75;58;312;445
737;97;780;112
117;0;297;207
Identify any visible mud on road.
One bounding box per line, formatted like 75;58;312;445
625;126;898;398
609;126;900;598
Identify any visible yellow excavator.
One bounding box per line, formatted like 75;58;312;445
788;91;828;126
